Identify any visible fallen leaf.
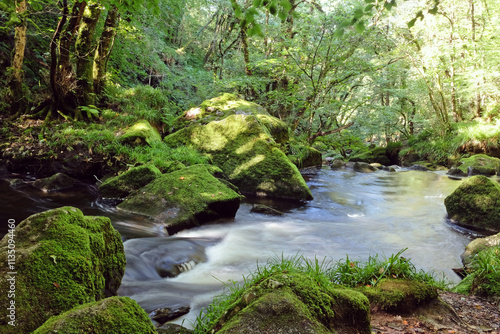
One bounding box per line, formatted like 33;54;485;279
180;176;185;180
53;282;60;288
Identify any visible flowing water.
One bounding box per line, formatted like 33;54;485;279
0;167;477;328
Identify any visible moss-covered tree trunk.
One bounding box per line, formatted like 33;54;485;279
93;5;119;96
75;1;101;108
8;0;28;116
240;28;252;76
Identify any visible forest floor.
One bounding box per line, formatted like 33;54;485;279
371;291;500;334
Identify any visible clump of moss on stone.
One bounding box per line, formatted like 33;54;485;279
118;164;242;234
0;207;126;334
457;154;500;176
444;175;500;233
357;278;438;314
33;296;157;334
349;146;391;166
165;114;312;201
99;164;162;199
120;120;162;146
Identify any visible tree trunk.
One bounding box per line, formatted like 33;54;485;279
75;1;101;107
8;0;28;115
240;28;252;76
93;5;119;96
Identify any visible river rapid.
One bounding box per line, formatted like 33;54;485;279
0;166;476;328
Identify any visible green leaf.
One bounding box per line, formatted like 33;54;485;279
253;0;263;7
364;4;375;12
278;9;288;22
355;21;365;33
280;0;292;11
364;0;375;3
416;10;424;20
407;18;417;28
354;8;364;19
428;5;438;15
248;24;264;37
335;28;345;37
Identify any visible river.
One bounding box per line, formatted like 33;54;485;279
0;166;476;328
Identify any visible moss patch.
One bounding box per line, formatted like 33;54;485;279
444;175;500;233
350;146;391;166
99;164;162;199
165;114;312;201
118;164;241;234
357;279;438;314
120;120;162;147
33;296;156;334
457;154;500;175
0;207;125;334
288;146;322;169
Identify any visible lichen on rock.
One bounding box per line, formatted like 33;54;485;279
444;175;500;233
0;207;126;334
33;296;156;334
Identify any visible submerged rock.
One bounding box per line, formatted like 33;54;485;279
118;164;241;234
33;297;156;334
0;207;126;333
32;172;77;192
120;119;162;147
250;204;284;216
99;164;162;199
165;99;312;202
444;175;500;233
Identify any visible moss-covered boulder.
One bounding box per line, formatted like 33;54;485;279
461;233;500;267
0;207;125;334
357;279;438;314
99;165;162;199
165;114;312;201
33;296;156;334
32;173;77;192
288;146;323;169
457;154;500;176
120;120;162;146
118;164;241;234
349;146;391;166
212;272;371;334
444;175;500;233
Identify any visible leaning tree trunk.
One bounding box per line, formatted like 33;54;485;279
75;1;101;110
93;5;119;96
8;0;28;116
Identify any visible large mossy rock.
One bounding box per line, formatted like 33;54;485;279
118;164;241;234
349;146;391;166
457;154;500;176
99;165;162;199
444;175;500;233
33;296;156;334
165;112;312;202
288;146;323;169
212;272;371;334
0;207;125;334
357;279;438;314
120;120;162;146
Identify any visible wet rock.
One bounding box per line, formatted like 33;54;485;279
99;164;162;199
33;297;156;334
118;164;241;234
157;323;193;334
409;164;429;171
32;172;77;192
447;166;467;177
456;154;500;176
0;207;126;333
353;161;378;173
349;146;391;166
330;159;346;169
250;204;284;216
150;306;190;324
444;175;500;233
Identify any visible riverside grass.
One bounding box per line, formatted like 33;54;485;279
192;250;448;333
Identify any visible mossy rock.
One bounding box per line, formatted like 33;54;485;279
0;207;125;334
349;146;391;166
118;164;241;234
353;162;377;173
457;154;500;176
288;146;322;169
213;272;370;334
358;279;438;314
444;175;500;233
33;296;156;334
164;114;312;202
461;233;500;267
32;173;77;192
120;120;162;146
99;165;162;199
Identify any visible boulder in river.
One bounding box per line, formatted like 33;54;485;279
349;145;391;166
99;164;162;199
164;94;312;202
455;154;500;176
0;207;126;333
210;271;371;334
118;164;242;234
32;172;78;192
33;296;156;334
444;175;500;233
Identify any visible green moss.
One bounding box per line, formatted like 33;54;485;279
457;154;500;175
444;175;500;232
357;279;438;314
287;145;322;168
120;120;162;146
0;207;125;334
118;164;241;234
99;164;162;198
165;114;312;201
350;146;391;165
33;296;157;334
